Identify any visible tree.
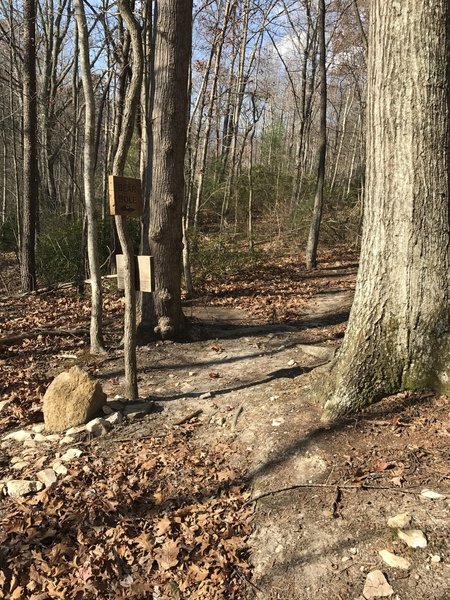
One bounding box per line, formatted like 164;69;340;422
139;0;193;340
20;0;38;292
74;0;105;355
321;0;450;418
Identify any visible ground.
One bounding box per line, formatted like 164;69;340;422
0;250;449;599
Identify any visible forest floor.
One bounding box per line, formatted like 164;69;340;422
0;248;449;599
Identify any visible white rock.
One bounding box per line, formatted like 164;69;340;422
287;359;296;366
10;456;24;465
45;434;60;442
430;555;441;563
52;461;68;475
11;461;29;471
31;423;46;434
272;418;285;427
421;489;446;499
86;417;111;436
363;570;394;598
6;480;44;498
105;411;122;425
37;468;57;488
3;430;34;442
387;513;411;529
379;550;411;570
199;392;213;400
34;433;48;442
59;436;75;445
60;448;83;462
23;440;37;448
0;399;11;413
66;425;87;436
397;529;427;549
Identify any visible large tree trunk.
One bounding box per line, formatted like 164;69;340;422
141;0;192;340
321;0;450;418
20;0;38;292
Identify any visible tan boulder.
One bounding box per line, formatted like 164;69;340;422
43;366;106;432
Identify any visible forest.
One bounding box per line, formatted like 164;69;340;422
0;0;449;599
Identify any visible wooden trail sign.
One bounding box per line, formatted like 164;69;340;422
116;255;155;293
108;175;143;217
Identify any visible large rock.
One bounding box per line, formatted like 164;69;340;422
43;366;106;432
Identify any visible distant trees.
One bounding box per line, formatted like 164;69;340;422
322;0;450;417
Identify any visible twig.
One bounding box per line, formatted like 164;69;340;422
0;328;87;346
244;482;424;506
174;409;203;426
233;567;263;595
232;403;244;431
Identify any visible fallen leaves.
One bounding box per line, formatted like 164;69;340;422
0;429;252;599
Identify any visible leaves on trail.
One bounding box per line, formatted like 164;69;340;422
0;428;252;599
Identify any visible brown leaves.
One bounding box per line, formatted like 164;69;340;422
154;539;180;571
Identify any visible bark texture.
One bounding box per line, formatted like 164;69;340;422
146;0;192;340
20;0;38;292
322;0;450;418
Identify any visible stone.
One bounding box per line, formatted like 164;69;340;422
11;461;29;471
105;411;122;426
43;366;107;433
199;392;213;400
52;461;68;475
34;433;48;442
60;448;83;462
387;513;411;529
59;436;75;445
86;417;111;436
37;468;57;488
430;555;441;563
0;399;11;413
6;480;44;498
123;403;153;420
363;570;394;598
102;405;114;415
66;425;87;436
397;529;427;549
421;489;446;499
379;550;411;570
31;423;46;434
3;430;33;442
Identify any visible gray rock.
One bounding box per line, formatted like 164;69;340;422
11;461;30;471
3;430;34;442
43;366;107;433
59;436;75;445
6;480;44;498
52;461;68;475
123;403;153;420
37;468;58;488
66;425;87;436
60;448;83;462
86;417;111;436
387;513;411;529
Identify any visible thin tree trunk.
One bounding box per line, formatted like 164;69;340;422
20;0;38;292
74;0;106;355
305;0;327;269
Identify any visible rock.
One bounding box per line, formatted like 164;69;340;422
430;555;441;563
379;550;411;570
397;529;427;549
123;403;153;420
102;405;114;415
37;468;57;488
3;430;34;442
66;425;87;436
363;570;394;598
199;392;213;400
105;411;122;426
43;366;107;433
387;513;411;529
86;417;111;436
52;461;68;475
107;399;126;411
34;433;48;442
11;461;30;471
59;436;75;445
0;399;11;413
31;423;46;433
421;489;445;499
6;480;44;498
10;456;25;465
23;440;37;448
60;448;83;462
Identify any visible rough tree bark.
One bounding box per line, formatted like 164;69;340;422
321;0;450;418
140;0;192;340
20;0;38;292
